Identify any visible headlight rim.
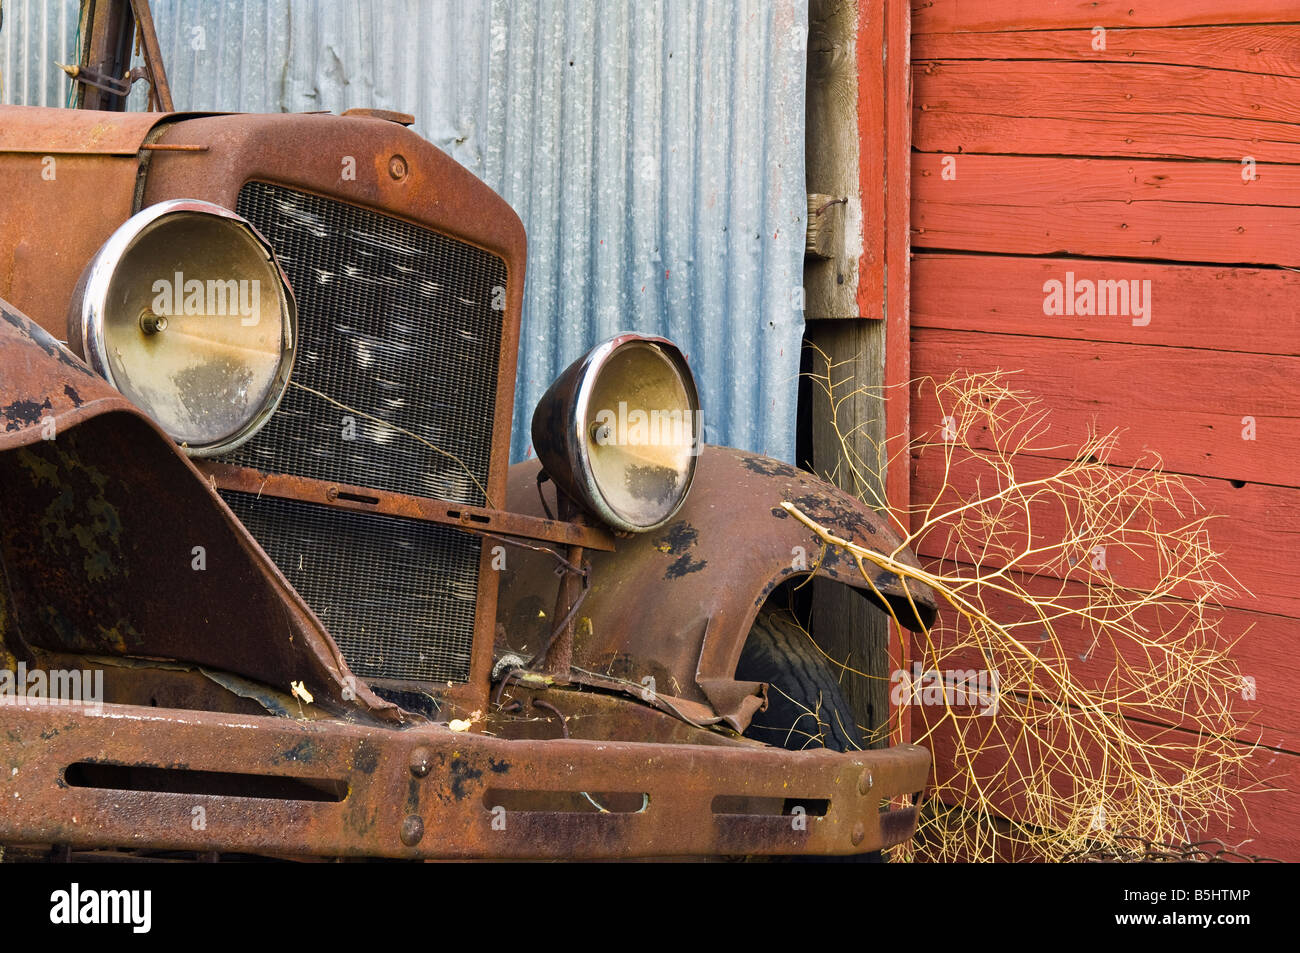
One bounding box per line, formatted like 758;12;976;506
69;197;298;458
552;332;702;533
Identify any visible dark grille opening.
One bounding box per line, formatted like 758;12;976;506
223;181;505;507
223;491;480;684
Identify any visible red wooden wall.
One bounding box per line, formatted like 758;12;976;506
908;0;1300;859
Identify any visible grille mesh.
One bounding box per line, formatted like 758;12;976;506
223;491;480;683
223;181;505;507
215;181;506;684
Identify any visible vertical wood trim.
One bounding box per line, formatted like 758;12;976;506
879;0;914;744
857;2;886;320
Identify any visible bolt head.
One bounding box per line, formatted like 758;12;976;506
409;747;431;778
400;814;424;847
389;154;408;180
851;822;866;847
858;769;873;795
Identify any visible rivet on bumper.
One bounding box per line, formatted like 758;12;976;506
400;815;425;847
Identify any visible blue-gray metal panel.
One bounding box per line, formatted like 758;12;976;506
0;0;806;462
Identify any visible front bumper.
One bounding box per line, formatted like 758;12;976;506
0;701;928;859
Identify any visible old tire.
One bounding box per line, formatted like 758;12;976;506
735;607;881;862
736;608;864;752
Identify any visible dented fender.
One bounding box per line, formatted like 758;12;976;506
0;297;399;722
499;447;938;726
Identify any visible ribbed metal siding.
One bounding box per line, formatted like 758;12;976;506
0;0;79;108
1;0;806;464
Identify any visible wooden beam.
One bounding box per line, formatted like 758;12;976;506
912;153;1300;266
912;254;1300;355
913;60;1300;163
912;329;1300;486
914;23;1300;78
914;0;1300;35
805;0;864;319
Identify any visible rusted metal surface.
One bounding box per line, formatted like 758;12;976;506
59;63;133;101
76;0;134;111
127;0;174;112
0;107;175;333
0;297;399;723
0;699;928;859
561;665;766;736
499;447;940;717
341;108;416;127
138;111;527;525
0;104;170;153
488;683;751;746
137;111;531;713
196;461;614;552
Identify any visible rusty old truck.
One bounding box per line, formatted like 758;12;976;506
0;0;936;860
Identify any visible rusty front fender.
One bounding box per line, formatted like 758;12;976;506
0;296;398;722
499;447;938;727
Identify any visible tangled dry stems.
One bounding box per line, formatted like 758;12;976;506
796;350;1265;862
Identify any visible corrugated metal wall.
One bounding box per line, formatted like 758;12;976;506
1;0;807;462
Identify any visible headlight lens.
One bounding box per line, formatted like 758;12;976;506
69;199;297;456
532;334;702;532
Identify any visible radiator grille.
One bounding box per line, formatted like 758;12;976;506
223;491;479;683
215;181;506;685
222;181;505;507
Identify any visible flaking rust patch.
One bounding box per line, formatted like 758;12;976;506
665;552;707;579
654;520;707;578
447;756;483;800
653;520;698;555
18;444;123;584
739;452;802;481
1;397;53;432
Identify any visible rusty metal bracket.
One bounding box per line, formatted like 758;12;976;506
198;461;615;552
57;62;132;99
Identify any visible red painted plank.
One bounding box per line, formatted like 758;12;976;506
913;61;1300;162
920;714;1300;860
911;330;1300;486
912;154;1300;265
913;0;1300;34
914;23;1300;78
911;254;1300;356
907;555;1298;744
909;449;1300;617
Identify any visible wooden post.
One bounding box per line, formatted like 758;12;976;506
802;0;913;747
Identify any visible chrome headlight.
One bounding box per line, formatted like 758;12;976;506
532;334;702;532
68;199;297;456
